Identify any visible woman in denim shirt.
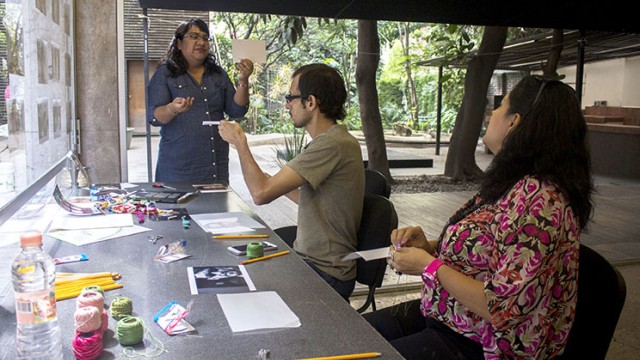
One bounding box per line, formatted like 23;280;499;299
147;18;253;184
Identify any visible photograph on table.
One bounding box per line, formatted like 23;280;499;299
187;265;256;295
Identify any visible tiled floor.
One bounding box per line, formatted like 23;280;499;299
128;134;640;360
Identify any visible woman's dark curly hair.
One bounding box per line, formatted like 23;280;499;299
479;75;594;230
161;18;222;77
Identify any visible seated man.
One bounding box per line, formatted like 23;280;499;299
218;64;364;300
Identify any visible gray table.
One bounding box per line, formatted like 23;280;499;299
0;183;404;359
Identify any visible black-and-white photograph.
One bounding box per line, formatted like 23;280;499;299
187;265;255;295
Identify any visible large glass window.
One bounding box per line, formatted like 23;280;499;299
0;0;75;208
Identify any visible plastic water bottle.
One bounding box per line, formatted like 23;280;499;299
11;231;63;359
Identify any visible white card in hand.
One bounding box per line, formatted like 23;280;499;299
232;39;266;63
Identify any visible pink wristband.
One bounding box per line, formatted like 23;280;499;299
423;258;445;286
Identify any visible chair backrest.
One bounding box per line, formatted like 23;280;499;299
558;244;627;359
273;225;298;248
365;169;391;198
355;194;398;312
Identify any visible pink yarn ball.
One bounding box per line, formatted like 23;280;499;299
76;290;105;313
100;308;109;333
74;306;102;333
72;330;103;360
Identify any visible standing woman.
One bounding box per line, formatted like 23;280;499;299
365;75;594;359
147;18;254;184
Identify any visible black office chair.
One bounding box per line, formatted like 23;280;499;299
557;244;627;359
355;194;398;313
274;225;298;248
365;168;391;198
275;169;389;248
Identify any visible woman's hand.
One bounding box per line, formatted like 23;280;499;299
169;96;195;114
391;226;431;253
389;247;432;276
236;58;254;83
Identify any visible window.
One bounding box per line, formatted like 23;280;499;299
0;0;75;209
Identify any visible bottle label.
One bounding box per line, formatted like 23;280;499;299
15;290;57;325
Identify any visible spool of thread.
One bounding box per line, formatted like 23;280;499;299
246;242;264;259
116;316;144;346
81;285;105;297
76;290;105;313
110;296;133;320
72;330;103;360
74;306;102;333
101;308;109;333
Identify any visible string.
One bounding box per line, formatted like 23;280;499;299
246;242;264;259
72;330;103;360
76;290;105;313
82;285;105;297
74;306;102;333
111;296;134;320
116;316;145;346
117;316;169;358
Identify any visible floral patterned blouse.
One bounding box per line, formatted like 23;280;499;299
421;176;580;359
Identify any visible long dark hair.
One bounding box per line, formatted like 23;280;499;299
161;18;222;77
478;75;594;230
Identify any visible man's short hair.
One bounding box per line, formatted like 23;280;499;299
293;64;347;120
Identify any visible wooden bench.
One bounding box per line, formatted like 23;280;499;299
584;115;625;124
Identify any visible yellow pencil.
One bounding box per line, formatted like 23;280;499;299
212;234;269;239
241;250;290;265
296;352;382;360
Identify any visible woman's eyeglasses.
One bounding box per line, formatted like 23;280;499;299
183;33;211;42
531;76;576;107
285;94;304;103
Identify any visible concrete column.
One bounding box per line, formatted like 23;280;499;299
74;1;121;183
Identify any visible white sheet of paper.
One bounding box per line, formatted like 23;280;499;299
341;247;390;261
218;291;301;332
190;212;265;235
49;213;134;231
231;39;266;63
46;225;152;246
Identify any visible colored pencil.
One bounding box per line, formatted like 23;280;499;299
212;234;269;239
241;250;290;265
296;352;382;360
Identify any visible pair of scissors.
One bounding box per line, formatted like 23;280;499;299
152;182;176;190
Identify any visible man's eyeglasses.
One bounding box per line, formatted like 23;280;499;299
285;94;304;103
183;33;211;42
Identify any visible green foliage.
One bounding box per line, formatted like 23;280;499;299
275;127;306;168
209;14;481;136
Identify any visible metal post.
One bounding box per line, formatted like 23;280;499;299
435;65;443;155
143;8;153;182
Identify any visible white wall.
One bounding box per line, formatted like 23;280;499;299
557;55;640;108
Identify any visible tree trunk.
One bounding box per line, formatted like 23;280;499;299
401;23;419;128
444;26;508;180
543;29;563;77
356;20;392;182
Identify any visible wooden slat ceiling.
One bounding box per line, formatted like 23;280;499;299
416;30;640;71
136;0;640;34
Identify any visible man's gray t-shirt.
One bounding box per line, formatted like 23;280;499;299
287;124;364;281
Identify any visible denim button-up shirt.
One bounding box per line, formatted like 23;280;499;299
147;64;248;184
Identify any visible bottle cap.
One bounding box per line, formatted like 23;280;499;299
20;231;43;248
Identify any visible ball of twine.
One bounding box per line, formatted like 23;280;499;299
74;306;102;333
71;330;103;360
76;290;105;313
246;242;265;259
116;316;144;346
81;285;105;297
100;308;109;333
110;296;133;320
